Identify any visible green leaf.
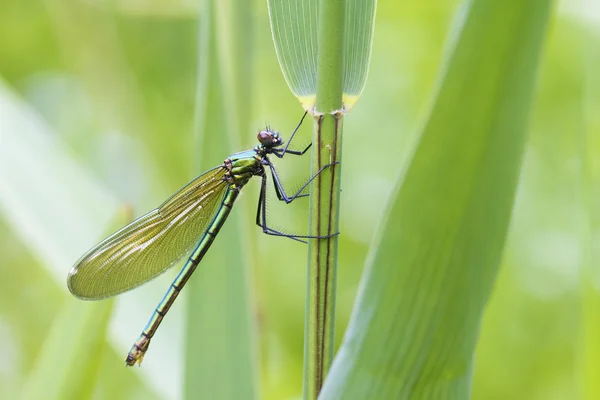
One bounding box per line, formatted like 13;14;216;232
22;298;114;400
183;0;257;399
580;20;600;400
341;0;377;109
319;0;553;398
0;79;120;279
0;79;157;399
267;0;376;111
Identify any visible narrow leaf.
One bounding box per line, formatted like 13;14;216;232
183;0;257;398
580;20;600;400
23;298;114;400
320;0;553;398
0;79;159;398
0;79;120;281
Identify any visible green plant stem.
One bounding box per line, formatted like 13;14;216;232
303;0;346;399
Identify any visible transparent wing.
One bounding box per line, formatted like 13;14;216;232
68;166;229;300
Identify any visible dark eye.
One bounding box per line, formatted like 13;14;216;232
257;130;273;145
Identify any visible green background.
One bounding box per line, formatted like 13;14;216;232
0;1;597;399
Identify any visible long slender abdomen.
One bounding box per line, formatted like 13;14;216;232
125;187;241;366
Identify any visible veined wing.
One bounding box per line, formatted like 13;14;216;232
68;166;228;300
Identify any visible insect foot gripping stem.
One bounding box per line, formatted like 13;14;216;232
125;334;151;366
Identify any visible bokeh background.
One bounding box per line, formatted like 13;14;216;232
0;1;598;399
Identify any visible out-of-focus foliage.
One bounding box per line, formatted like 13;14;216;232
0;1;597;400
183;0;257;399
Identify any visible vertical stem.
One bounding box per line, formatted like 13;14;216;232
303;0;345;399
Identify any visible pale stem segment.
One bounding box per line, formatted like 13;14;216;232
304;113;344;399
303;0;347;397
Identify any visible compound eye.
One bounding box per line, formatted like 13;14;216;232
258;130;281;146
257;130;273;145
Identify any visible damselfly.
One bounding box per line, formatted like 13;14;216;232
67;112;335;365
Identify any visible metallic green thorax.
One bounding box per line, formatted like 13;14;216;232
225;149;264;188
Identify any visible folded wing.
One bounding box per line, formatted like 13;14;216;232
68;167;228;299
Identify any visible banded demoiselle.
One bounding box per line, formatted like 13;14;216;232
67;112;335;366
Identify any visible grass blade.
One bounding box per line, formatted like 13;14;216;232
319;0;553;398
0;80;120;281
580;20;600;400
23;299;114;400
0;79;160;398
183;0;257;398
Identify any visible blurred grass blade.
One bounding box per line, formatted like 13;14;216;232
0;79;120;281
0;79;164;397
23;298;114;400
183;0;257;399
319;0;553;398
581;22;600;400
267;0;376;111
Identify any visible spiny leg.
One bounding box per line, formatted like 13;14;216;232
273;143;312;158
271;110;312;159
279;110;308;157
256;174;307;242
269;110;313;200
256;173;339;240
266;159;339;204
255;173;266;227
